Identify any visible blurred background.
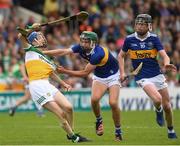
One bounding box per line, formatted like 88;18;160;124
0;0;180;92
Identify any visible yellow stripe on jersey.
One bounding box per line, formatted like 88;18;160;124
128;48;157;59
25;60;53;81
97;47;109;66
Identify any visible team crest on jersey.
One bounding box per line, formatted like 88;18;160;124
47;93;51;96
147;42;154;49
139;42;146;48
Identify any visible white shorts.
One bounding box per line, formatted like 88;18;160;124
136;74;168;90
29;79;59;110
92;71;121;87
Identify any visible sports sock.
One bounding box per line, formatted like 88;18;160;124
96;116;102;123
115;126;122;135
168;126;175;133
156;105;162;112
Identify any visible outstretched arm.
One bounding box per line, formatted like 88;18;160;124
43;48;73;56
159;50;177;72
57;63;96;77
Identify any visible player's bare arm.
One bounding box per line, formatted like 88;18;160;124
18;33;30;48
57;63;96;77
118;50;127;81
50;72;72;91
159;50;177;72
43;48;73;56
19;63;29;83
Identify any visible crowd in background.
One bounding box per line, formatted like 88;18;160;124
0;0;180;91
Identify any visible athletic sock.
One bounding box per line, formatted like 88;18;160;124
168;126;175;133
156;105;163;112
115;126;122;135
96;116;102;123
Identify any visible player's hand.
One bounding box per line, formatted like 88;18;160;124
23;76;29;83
63;83;72;91
18;33;26;39
18;33;22;39
31;23;41;31
164;64;177;72
120;73;127;82
57;66;66;73
32;23;40;27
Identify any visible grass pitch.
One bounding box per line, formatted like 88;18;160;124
0;110;179;145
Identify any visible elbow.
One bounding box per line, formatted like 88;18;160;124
118;52;123;59
80;71;91;77
81;72;90;77
118;53;123;61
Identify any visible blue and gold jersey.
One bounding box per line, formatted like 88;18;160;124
71;44;119;78
122;32;163;81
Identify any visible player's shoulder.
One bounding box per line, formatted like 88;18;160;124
92;45;105;57
125;33;137;42
148;32;161;42
126;33;136;39
94;45;104;53
149;32;158;38
72;44;81;48
71;44;82;53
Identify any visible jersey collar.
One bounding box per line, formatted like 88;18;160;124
135;31;150;41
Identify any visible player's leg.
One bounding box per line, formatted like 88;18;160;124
109;84;122;141
143;84;162;109
53;91;74;130
158;88;177;139
43;101;80;142
9;89;31;116
50;91;90;142
91;80;107;136
142;84;164;126
16;89;31;106
29;80;89;142
36;107;45;117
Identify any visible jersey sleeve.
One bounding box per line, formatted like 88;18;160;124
122;37;129;52
71;44;81;53
154;37;164;51
90;51;104;65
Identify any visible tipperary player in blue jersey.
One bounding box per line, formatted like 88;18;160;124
118;14;177;139
44;31;122;141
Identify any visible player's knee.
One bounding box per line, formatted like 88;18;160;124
154;95;162;106
65;104;73;114
91;96;99;104
163;102;172;112
109;100;118;109
58;111;69;125
60;111;66;119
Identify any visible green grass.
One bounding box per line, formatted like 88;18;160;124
0;110;179;145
